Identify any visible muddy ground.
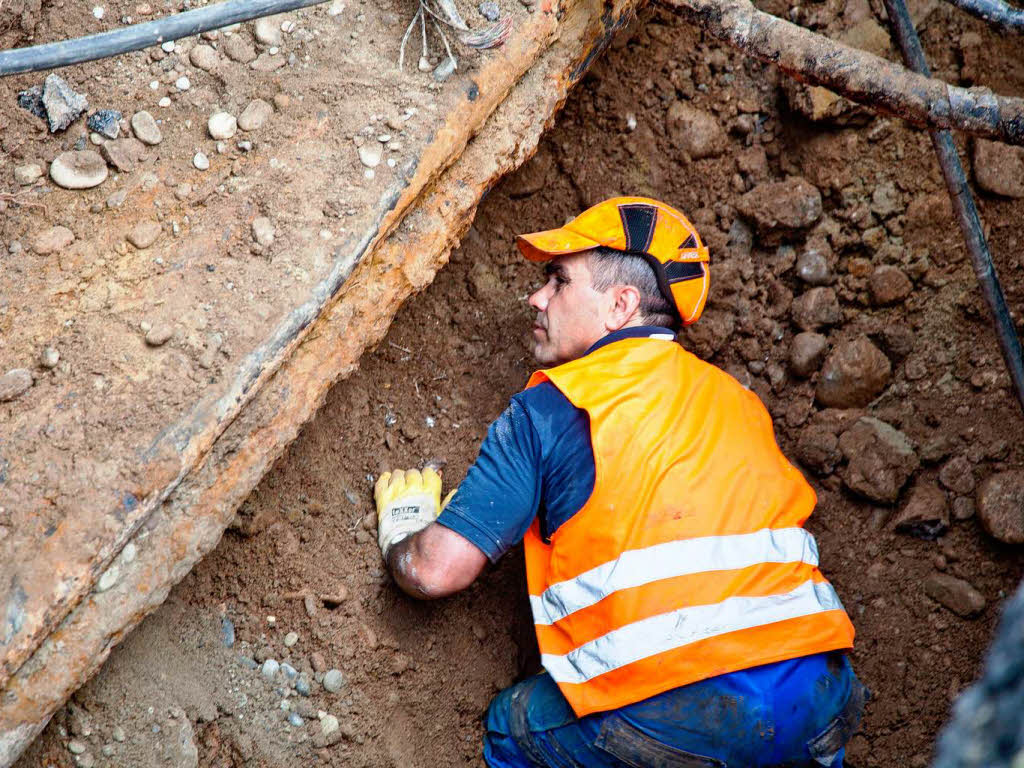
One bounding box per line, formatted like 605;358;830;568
15;0;1024;766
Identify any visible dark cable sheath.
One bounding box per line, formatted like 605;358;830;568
941;0;1024;33
883;0;1024;415
0;0;330;77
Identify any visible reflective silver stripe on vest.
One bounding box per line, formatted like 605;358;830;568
529;527;819;627
541;580;844;685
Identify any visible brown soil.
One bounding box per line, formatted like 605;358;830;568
14;1;1024;767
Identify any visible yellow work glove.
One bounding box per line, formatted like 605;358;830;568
374;468;443;559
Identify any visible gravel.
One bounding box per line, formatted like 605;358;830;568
42;74;88;132
221;617;235;647
261;659;280;682
145;323;174;347
252;217;275;246
238;99;272;131
358;143;382;168
283;631;298;647
39;347;60;369
128;220;162;250
287;712;304;727
193;152;210;171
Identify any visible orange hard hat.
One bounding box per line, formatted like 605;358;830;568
516;196;710;326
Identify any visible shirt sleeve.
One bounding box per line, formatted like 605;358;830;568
436;397;543;563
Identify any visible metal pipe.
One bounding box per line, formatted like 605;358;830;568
942;0;1024;33
883;0;1024;415
0;0;330;77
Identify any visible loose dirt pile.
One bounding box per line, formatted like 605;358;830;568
13;1;1024;766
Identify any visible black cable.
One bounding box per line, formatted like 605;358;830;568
883;0;1024;415
941;0;1024;33
0;0;331;77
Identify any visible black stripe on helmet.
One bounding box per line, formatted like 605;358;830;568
618;203;657;253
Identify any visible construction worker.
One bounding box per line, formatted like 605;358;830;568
374;197;866;767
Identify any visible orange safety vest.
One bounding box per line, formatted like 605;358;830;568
524;335;855;717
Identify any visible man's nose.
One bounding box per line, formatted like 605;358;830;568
528;284;548;312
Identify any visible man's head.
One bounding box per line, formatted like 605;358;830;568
527;248;678;366
518;197;710;366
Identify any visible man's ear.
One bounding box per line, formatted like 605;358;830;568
606;284;642;331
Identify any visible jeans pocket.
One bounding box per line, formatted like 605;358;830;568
595;715;727;768
807;676;868;766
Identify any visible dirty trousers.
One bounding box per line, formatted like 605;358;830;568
484;651;866;768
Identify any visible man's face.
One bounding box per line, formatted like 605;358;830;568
527;253;611;366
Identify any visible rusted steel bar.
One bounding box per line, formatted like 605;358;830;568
882;0;1024;414
660;0;1024;145
942;0;1024;33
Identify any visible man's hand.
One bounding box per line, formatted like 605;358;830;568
374;468;443;559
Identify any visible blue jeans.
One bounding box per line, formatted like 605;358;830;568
484;652;866;767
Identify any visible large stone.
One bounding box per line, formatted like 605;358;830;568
816;336;891;408
868;265;912;306
791;287;841;330
0;369;34;402
839;416;919;503
789;332;828;378
976;470;1024;544
42;73;88;132
49;151;108;189
925;573;986;617
973;139;1024;198
32;225;74;255
737;178;822;240
665;101;726;160
892;480;948;539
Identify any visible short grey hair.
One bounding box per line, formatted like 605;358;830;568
588;246;679;330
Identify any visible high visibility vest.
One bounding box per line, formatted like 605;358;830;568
524;335;855;717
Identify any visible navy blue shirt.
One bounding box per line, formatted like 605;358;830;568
437;326;676;562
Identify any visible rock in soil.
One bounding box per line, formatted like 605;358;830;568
839;416;919;503
868;265;913;306
42;73;88;132
791;287;841;330
972;139;1024;198
789;332;828;378
796;424;842;475
101;138;145;173
145;323;174;347
976;470;1024;544
238;99;273;131
0;369;34;401
223;34;257;63
255;15;284;46
816;336;891;408
322;669;344;693
18;85;46;119
128;220;162;250
665;101;727;160
14;163;43;185
208;111;237;140
131;110;163;145
736;177;822;240
39;346;60;369
925;573;986;617
33;225;75;255
87;109;121;139
252;217;275;246
189;44;220;71
891;480;948;539
796;248;832;285
50;150;108;189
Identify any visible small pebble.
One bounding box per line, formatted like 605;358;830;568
96;564;119;592
39;347;60;369
295;676;312;696
322;669;344;693
92;6;104;18
320;714;339;736
87;109;121;139
281;662;298;681
208;111;238;140
261;658;280;682
145;323;174;347
478;1;500;21
14;163;43;186
50;150;108;189
238;99;273;131
175;76;191;91
68;740;87;755
252;216;275;247
238;655;258;669
283;631;299;647
101;744;115;757
121;542;137;563
77;754;96;768
158;97;171;108
221;617;236;647
161;40;175;52
193;152;210;170
131;110;162;144
287;713;304;727
112;726;126;743
128;219;161;249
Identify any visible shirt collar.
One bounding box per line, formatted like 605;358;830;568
584;325;677;356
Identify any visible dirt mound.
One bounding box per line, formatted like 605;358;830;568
14;2;1024;767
